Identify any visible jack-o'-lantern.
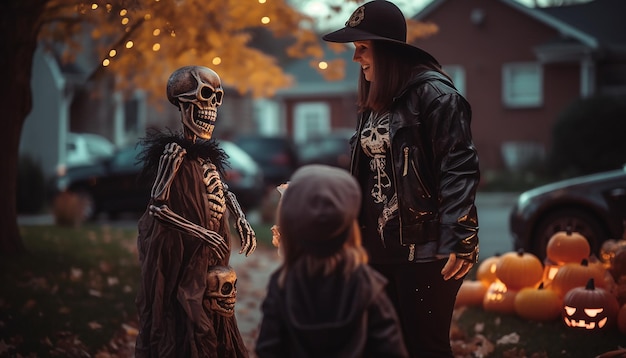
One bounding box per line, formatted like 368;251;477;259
483;279;517;314
542;257;562;288
610;246;626;281
600;239;626;267
562;278;619;330
476;254;500;286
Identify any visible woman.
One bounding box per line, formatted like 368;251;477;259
255;164;408;358
322;1;480;357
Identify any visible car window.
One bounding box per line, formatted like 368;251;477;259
85;138;114;157
221;142;257;169
111;146;142;171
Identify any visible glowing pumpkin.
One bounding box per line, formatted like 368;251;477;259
476;254;500;286
600;239;626;266
495;250;543;290
546;229;590;265
514;282;562;322
562;278;619;330
542;257;562;288
483;279;517;314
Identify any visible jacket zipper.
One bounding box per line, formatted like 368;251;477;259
403;147;409;176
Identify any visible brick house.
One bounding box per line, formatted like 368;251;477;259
267;0;626;174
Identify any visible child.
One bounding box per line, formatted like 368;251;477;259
255;164;408;358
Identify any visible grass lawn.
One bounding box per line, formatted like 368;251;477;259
1;223;625;357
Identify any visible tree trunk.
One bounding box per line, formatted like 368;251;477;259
0;0;47;256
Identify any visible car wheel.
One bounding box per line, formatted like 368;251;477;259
75;190;96;221
531;209;607;261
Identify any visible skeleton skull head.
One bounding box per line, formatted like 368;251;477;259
205;266;237;317
167;66;224;140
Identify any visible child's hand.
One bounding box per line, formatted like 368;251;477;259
271;225;281;248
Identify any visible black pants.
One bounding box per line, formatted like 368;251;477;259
371;260;462;358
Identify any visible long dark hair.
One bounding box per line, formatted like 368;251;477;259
276;221;368;288
356;40;450;113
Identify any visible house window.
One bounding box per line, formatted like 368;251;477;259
443;65;466;96
502;62;543;108
293;102;330;143
501;141;545;171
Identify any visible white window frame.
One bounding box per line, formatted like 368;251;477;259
443;65;466;96
293;102;330;144
502;62;543;108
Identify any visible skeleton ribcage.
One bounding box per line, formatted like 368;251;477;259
201;159;226;231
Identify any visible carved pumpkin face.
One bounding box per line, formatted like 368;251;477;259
483;279;517;313
562;278;619;330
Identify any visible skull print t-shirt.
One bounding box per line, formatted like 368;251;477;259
358;111;408;263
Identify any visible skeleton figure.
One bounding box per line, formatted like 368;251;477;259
360;111;398;244
136;66;255;358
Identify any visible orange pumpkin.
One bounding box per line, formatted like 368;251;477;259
476;254;500;286
551;258;607;298
495;250;543;290
514;282;562;322
455;280;488;308
546;229;590;265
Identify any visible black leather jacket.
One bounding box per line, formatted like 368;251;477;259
350;71;480;263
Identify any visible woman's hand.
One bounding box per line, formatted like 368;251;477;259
441;253;473;280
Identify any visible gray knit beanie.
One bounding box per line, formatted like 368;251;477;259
279;164;361;257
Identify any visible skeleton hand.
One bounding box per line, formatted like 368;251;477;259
224;188;256;256
151;142;187;201
235;217;256;256
150;204;229;259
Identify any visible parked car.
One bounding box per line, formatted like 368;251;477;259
233;134;299;188
56;140;264;219
509;165;626;261
298;129;354;171
65;132;115;168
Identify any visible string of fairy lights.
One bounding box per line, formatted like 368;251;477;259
94;0;273;69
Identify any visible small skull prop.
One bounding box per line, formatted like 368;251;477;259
167;66;224;140
205;266;237;317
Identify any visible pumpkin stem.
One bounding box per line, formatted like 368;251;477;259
566;226;573;235
585;278;595;290
581;258;589;266
517;248;524;256
538;282;545;289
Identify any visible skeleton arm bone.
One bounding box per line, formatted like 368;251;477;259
150;204;229;259
151;142;187;202
224;184;257;256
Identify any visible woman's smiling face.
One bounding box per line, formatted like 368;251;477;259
352;40;374;82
